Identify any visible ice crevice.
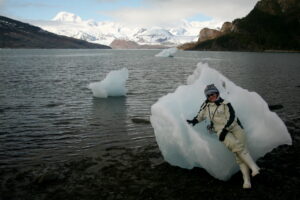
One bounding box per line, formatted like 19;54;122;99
150;62;292;181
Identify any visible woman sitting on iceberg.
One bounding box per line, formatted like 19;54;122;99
187;84;260;189
150;63;291;190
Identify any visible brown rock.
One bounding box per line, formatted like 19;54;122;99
198;28;222;42
110;39;140;49
109;39;166;49
220;22;233;33
255;0;298;15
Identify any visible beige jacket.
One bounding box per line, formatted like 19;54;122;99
196;98;242;133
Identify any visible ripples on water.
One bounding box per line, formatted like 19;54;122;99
0;49;299;168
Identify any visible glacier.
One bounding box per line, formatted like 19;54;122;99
88;68;128;98
28;12;223;46
150;62;292;181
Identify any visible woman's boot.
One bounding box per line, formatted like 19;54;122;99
240;163;251;189
237;151;260;177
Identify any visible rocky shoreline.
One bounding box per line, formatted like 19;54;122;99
1;117;299;200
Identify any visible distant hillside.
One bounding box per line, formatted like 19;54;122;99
179;0;300;51
110;39;166;49
0;16;111;49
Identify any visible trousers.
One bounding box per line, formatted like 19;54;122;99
217;125;247;164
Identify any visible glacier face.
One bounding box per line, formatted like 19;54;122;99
29;12;222;46
150;62;292;181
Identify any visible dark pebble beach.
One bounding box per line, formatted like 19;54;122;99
1;116;299;200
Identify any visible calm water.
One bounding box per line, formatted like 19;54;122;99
0;49;299;168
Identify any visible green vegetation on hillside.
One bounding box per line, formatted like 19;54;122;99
181;0;300;51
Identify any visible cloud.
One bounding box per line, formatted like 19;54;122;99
0;0;60;14
0;0;7;15
95;0;123;2
14;2;60;8
0;0;5;8
101;0;259;27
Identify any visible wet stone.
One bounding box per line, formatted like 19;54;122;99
268;104;284;111
1;139;300;200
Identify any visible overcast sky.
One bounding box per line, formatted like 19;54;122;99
0;0;259;27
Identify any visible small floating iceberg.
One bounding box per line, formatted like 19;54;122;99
150;62;292;181
155;47;177;57
88;68;128;98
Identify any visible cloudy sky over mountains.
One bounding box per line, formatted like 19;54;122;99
1;0;258;27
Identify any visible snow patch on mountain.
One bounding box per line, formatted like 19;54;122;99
30;12;223;47
52;11;83;23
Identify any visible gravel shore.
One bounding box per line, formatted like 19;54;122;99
1;117;299;200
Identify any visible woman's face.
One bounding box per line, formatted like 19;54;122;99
207;93;218;102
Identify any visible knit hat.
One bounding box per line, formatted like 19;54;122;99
204;84;219;96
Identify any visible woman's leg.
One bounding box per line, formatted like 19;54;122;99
236;151;260;177
239;163;251;189
231;126;260;177
220;127;259;188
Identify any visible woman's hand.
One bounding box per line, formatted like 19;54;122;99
186;118;198;126
219;129;228;141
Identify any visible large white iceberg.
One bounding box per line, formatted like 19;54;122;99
150;62;292;181
155;47;177;57
88;68;128;98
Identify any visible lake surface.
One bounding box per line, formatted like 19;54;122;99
0;49;299;169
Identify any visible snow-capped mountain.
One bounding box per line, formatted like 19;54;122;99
52;12;83;23
30;12;223;47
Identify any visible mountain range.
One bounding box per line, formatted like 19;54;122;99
179;0;300;51
0;15;111;49
29;12;222;48
3;0;297;51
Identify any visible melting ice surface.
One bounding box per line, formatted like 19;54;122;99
88;68;128;98
150;62;292;181
155;47;177;57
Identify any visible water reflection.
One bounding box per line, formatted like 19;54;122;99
90;97;127;123
88;97;128;151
